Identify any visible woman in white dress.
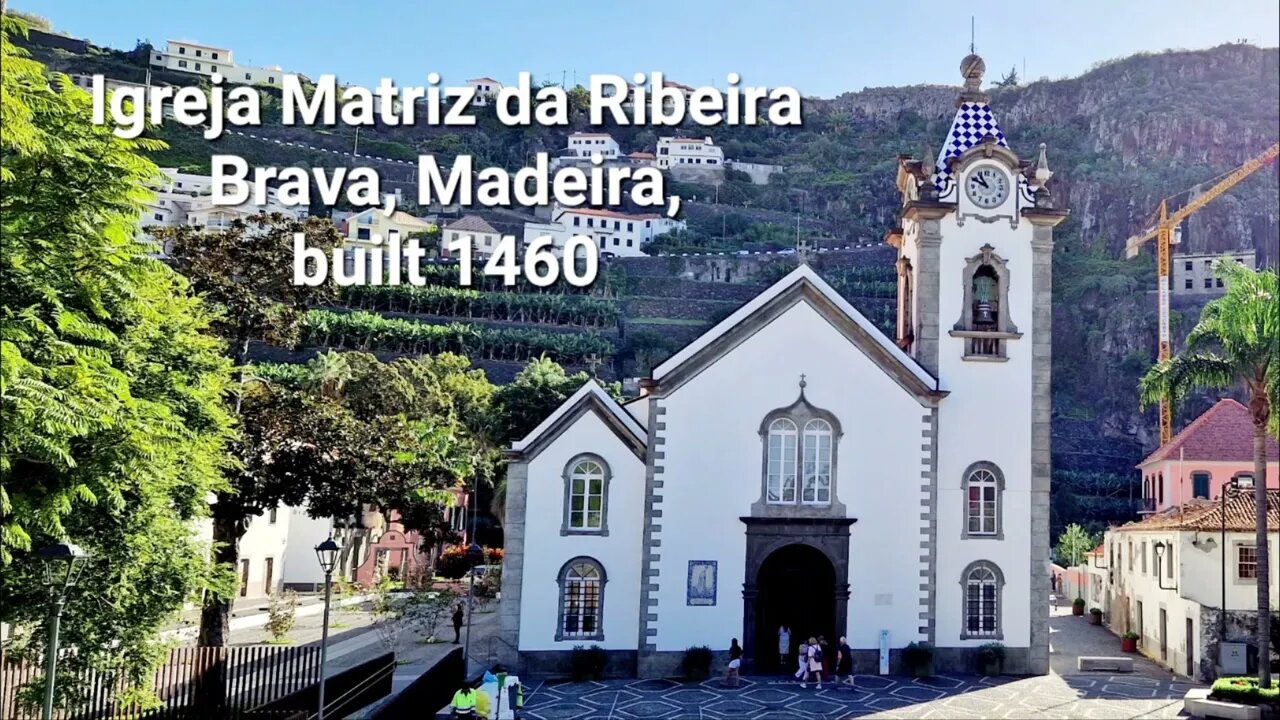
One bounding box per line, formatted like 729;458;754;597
794;637;808;681
777;625;791;669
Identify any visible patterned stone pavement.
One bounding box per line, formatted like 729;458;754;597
513;606;1201;719
517;672;1197;719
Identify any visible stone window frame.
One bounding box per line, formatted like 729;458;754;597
960;559;1005;640
561;453;610;537
555;556;607;642
948;244;1022;361
961;461;1005;540
753;380;846;518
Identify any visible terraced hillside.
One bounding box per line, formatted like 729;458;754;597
249;247;900;382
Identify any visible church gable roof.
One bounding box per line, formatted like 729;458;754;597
508;381;647;461
650;265;943;404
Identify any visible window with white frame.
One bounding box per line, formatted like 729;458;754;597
562;455;608;535
765;418;797;503
962;462;1004;538
962;560;1003;639
1237;544;1258;580
801;419;832;504
557;557;605;641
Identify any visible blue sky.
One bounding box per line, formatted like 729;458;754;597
15;1;1280;97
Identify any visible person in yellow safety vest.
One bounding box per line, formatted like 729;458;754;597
451;684;477;717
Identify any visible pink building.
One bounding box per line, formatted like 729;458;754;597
1138;398;1279;514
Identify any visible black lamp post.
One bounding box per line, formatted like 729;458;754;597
36;542;89;720
1154;541;1176;590
314;537;340;720
463;542;483;676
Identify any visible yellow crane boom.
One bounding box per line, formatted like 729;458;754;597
1125;142;1279;445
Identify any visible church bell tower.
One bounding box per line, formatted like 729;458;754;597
886;51;1068;675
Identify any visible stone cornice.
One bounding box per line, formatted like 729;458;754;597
902;201;955;222
1021;207;1070;227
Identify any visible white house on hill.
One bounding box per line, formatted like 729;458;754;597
149;40;283;85
500;53;1067;675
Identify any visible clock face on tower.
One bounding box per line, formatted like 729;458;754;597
965;166;1010;209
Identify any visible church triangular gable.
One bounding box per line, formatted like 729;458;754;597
650;265;944;405
508;381;647;461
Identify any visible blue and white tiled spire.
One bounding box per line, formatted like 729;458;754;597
932;53;1030;202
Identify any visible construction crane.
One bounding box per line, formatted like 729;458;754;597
1125;142;1280;444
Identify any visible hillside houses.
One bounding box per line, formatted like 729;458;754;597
138;168;304;252
523;206;685;258
148;39;284;85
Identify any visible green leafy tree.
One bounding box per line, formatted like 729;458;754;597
0;14;234;706
1140;260;1279;685
1055;523;1096;567
154;214;341;647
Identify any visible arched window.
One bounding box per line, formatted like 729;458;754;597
556;557;606;641
897;257;915;351
561;455;610;536
961;560;1004;640
971;265;1000;330
1157;473;1164;506
961;462;1004;539
802;419;833;505
757;378;843;514
766;418;798;503
951;244;1019;359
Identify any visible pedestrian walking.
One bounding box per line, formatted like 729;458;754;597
777;624;791;669
723;638;743;687
836;636;854;684
802;636;823;689
794;638;809;681
452;602;465;644
818;635;831;682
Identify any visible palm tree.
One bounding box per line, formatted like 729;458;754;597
1140;259;1279;685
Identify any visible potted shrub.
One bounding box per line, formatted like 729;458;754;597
1089;608;1103;626
902;641;934;678
681;646;713;680
1071;597;1085;616
569;645;608;681
975;642;1005;676
1120;631;1139;653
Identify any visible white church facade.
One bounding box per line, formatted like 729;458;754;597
498;52;1068;678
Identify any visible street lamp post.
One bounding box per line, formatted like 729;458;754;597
36;543;89;720
463;542;483;677
314;538;340;720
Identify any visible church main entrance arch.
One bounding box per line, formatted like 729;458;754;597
741;518;854;673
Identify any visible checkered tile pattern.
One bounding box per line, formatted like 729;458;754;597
934;102;1009;188
516;673;1196;719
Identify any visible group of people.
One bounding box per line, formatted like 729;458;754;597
779;625;853;689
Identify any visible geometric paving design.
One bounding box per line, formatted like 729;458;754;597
519;672;1197;719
